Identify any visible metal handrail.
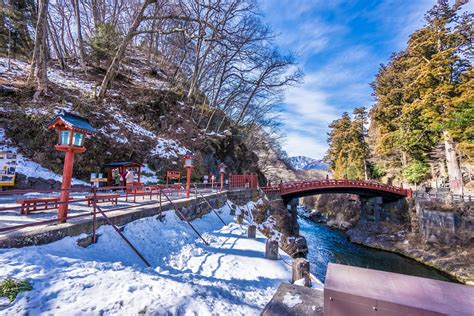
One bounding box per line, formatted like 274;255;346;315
193;184;226;225
159;189;209;245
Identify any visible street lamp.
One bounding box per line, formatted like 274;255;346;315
183;154;193;198
48;111;96;223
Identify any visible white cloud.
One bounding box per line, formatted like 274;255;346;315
283;133;328;158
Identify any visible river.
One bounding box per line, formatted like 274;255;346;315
298;213;456;283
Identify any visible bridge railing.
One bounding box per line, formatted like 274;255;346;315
413;191;473;202
261;179;412;197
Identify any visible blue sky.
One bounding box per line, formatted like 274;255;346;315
260;0;472;159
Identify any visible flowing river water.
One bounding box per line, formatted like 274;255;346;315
298;212;456;283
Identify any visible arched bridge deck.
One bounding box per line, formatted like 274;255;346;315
262;179;412;202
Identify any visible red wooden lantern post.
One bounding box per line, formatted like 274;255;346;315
48;112;96;224
183;154;193;198
219;163;226;191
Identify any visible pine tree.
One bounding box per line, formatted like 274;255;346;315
369;0;472;188
325;108;370;180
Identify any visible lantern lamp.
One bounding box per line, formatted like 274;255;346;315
49;111;95;153
182;154;194;198
219;163;226;174
183;155;193;168
48;111;96;223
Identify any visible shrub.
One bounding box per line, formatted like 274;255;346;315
0;278;32;302
403;160;429;184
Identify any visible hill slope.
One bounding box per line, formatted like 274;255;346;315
0;52;263;187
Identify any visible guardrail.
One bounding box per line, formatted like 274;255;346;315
0;181;252;235
413;191;473;202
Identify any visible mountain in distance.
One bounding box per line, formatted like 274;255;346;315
288;156;328;171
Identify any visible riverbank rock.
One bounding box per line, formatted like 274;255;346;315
251;198;308;258
302;194;359;230
347;212;474;285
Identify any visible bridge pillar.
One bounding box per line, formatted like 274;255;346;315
289;198;299;235
360;197;383;223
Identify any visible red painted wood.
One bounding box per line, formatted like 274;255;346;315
261;179;411;198
185;167;192;198
58;150;75;223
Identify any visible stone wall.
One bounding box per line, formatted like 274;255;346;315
416;199;473;246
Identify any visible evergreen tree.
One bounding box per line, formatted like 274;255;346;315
325;108;370;180
369;0;472;188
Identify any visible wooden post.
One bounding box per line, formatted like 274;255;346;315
220;172;224;191
292;258;311;287
248;224;256;238
265;239;279;260
159;187;162;216
58;150;75;223
92;186;97;243
185;167;191;198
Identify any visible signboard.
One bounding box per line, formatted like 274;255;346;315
0;151;17;186
166;171;181;184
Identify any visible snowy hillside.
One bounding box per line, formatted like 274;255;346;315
0;53;262;185
288;156;327;171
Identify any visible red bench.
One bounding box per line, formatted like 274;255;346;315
85;194;120;206
125;185;163;202
16;197;74;215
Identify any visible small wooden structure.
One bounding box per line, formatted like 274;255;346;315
166;171;181;185
104;161;142;186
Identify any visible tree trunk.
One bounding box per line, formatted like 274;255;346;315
47;19;66;69
444;131;463;194
97;0;152;100
28;0;49;98
72;0;86;69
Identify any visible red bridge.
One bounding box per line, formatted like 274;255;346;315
262;179;412;202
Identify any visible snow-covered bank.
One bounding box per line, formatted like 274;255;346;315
0;201;293;315
0;128;87;186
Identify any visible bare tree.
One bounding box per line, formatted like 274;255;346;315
28;0;50;99
72;0;86;68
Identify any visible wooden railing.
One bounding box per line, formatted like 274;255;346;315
261;179;412;197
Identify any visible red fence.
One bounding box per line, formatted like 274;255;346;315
261;179;412;198
0;182;226;235
229;174;258;189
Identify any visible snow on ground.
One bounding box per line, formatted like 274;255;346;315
0;201;293;315
151;138;189;158
0;128;87;186
106;105;157;139
47;68;97;95
140;164;159;184
0;57;28;80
